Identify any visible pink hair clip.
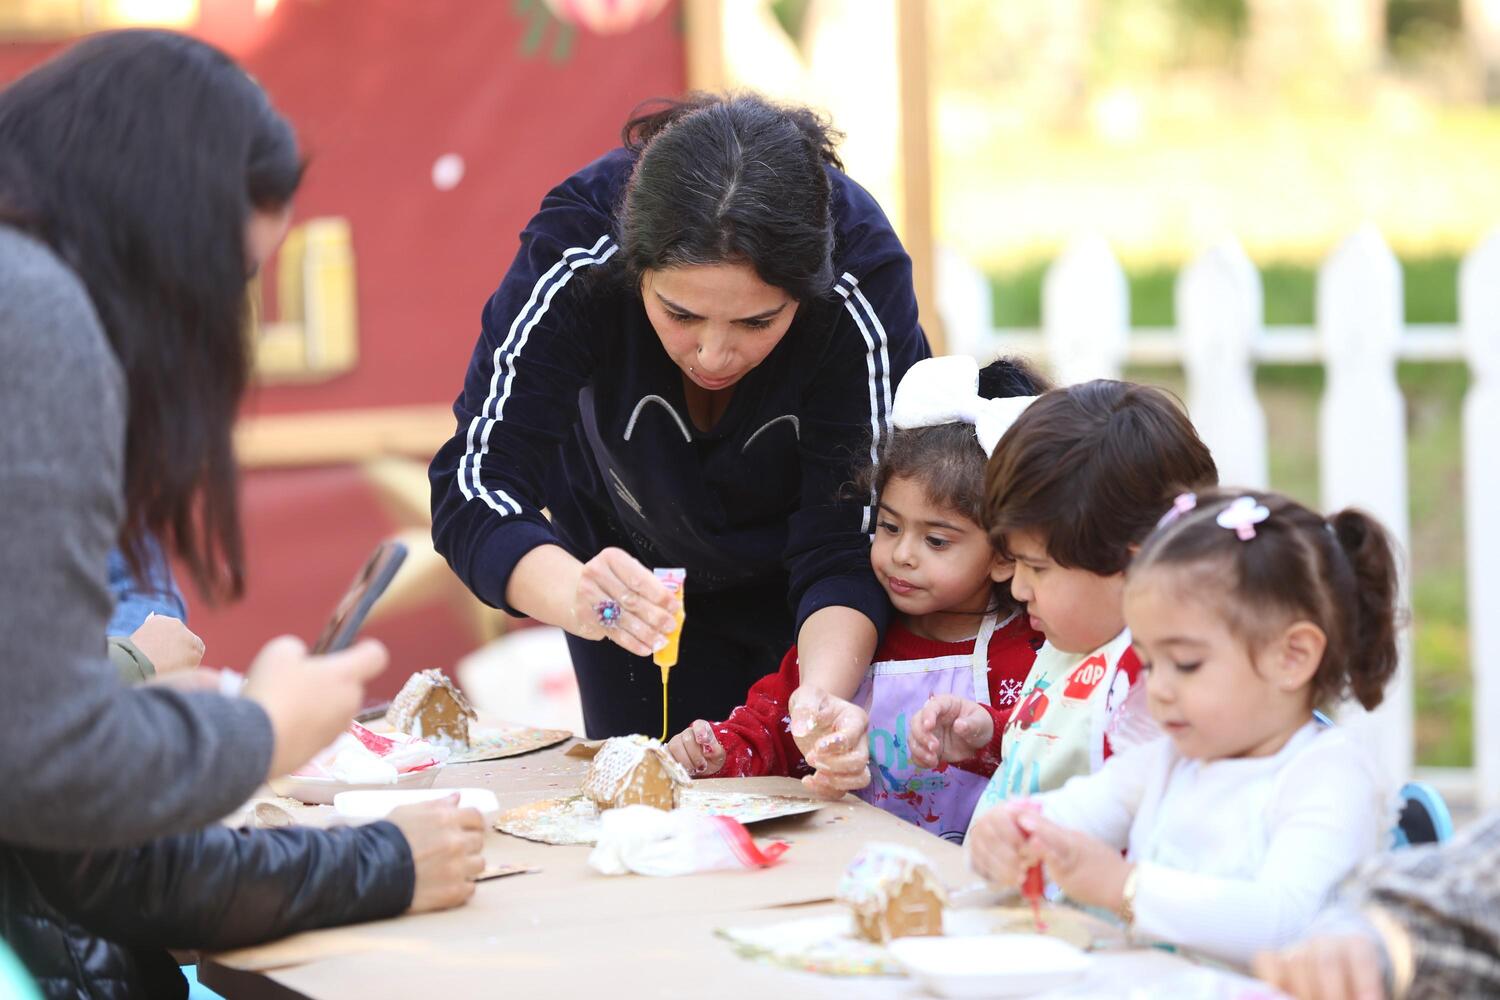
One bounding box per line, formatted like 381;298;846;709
1216;496;1270;541
1156;491;1198;529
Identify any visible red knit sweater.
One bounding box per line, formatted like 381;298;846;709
705;615;1045;779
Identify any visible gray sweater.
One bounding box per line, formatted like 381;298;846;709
0;225;274;849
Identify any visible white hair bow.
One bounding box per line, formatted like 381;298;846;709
890;355;1038;457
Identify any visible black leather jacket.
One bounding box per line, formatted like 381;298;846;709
0;821;414;999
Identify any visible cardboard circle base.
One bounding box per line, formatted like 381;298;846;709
495;789;823;845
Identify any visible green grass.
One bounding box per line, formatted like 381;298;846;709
996;257;1474;762
1120;361;1472;766
990;256;1463;328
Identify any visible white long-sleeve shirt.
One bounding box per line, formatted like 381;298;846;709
1041;721;1392;965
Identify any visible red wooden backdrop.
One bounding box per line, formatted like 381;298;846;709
1;0;685;698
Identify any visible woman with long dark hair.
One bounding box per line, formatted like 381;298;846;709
0;32;486;998
0;29;385;847
430;93;930;758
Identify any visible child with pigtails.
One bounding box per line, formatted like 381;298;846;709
968;488;1401;965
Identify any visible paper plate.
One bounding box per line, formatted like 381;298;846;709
359;721;572;765
718;908;1032;977
888;934;1092;998
333;787;500;819
718;915;903;977
984;905;1099;951
268;766;440;806
495;788;823;846
444;722;573;764
718;907;1107;979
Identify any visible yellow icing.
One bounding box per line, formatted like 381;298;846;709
653;571;685;740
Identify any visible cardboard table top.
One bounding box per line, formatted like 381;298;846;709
203;742;1211;999
210;741;976;972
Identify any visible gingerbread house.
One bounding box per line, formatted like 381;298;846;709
582;735;691;812
385;668;477;747
837;842;948;944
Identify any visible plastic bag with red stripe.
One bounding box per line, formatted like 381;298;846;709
587;804;789;877
293;722;448;782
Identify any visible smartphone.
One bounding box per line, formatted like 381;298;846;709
310;540;408;655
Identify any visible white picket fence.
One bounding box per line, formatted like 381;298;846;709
939;225;1500;809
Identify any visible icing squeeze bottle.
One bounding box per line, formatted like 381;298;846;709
653;568;686;740
1017;799;1047;932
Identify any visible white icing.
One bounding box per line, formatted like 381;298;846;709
837;842;946;912
583;735;691;803
386;668;476;738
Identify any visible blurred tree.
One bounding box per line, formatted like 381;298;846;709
1175;0;1249;62
1389;0;1463;50
769;0;812;46
1245;0;1385;91
1388;0;1463;65
1095;0;1249;75
1177;0;1248;36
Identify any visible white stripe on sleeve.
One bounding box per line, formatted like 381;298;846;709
834;272;893;533
459;234;617;517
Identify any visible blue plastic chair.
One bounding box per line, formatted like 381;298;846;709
1311;710;1452;847
1392;780;1454;847
184;964;225;999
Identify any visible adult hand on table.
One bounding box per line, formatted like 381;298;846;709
242;636;388;781
130;612;206;675
568;547;680;658
1253;934;1388;1000
788;685;870;799
909;694;994;769
387;794;487;913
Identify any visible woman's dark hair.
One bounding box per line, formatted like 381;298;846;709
985;380;1219;575
618;92;842;301
1130;488;1404;711
0;30;303;600
867;356;1052;617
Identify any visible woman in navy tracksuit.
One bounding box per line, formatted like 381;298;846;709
429;93;930;741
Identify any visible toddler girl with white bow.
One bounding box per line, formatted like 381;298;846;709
667;355;1048;841
968;488;1400;964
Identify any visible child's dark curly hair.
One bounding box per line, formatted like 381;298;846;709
860;356;1052;618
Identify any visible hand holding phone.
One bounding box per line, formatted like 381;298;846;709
245;635;389;780
312;541;407;654
243;541;406;779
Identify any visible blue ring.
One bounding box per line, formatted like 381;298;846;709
595;600;622;627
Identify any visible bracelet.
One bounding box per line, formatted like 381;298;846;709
1118;864;1140;928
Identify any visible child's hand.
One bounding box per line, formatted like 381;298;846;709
910;694;995;769
130;613;206;675
788;685;870;799
667;720;726;777
1012;812;1133;913
967;802;1040;889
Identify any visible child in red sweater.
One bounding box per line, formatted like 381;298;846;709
667;355;1048;842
